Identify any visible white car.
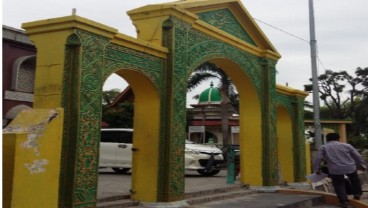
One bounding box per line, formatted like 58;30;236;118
99;129;224;176
184;140;224;176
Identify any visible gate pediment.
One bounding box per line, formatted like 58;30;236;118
128;0;280;60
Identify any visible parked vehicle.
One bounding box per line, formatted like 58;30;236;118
99;128;133;174
185;140;224;176
99;129;225;176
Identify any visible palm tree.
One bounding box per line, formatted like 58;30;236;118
187;62;239;111
187;62;238;146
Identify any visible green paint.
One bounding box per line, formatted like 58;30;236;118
57;10;306;206
197;8;257;46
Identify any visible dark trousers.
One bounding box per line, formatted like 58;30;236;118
330;171;362;203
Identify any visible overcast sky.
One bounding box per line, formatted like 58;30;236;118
3;0;368;104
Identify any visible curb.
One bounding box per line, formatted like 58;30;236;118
278;188;368;208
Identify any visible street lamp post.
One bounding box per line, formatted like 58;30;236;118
309;0;322;148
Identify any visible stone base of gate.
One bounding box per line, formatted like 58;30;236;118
139;200;189;208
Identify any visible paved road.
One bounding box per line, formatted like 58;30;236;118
98;168;240;199
98;168;368;206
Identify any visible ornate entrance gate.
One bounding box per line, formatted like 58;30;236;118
3;0;308;207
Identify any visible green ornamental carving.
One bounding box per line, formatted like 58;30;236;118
57;6;306;205
197;8;257;46
62;29;166;207
75;29;109;207
171;16;279;185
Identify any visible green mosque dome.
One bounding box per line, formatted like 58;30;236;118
198;82;222;104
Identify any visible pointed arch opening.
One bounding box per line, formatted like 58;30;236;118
101;69;161;202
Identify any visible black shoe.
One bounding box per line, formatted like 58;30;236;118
353;195;361;200
340;202;349;208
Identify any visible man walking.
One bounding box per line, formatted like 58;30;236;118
313;133;366;208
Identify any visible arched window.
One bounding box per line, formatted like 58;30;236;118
12;55;36;92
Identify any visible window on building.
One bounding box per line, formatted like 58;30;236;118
12;55;36;93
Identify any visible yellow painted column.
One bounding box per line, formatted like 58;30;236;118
116;71;160;202
22;30;73;108
22;15;117;109
339;123;348;143
276;107;294;183
2;108;64;208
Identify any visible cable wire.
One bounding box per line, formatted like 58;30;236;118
254;17;331;72
254;18;310;43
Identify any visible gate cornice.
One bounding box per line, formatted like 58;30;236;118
22;15;117;38
112;33;168;59
276;85;309;98
23;14;169;59
129;0;281;61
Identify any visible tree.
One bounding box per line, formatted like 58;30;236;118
355;67;368;97
187;62;239;112
102;88;121;105
304;68;367;119
102;89;134;128
187;62;238;146
103;102;134;128
351;97;368;137
304;67;368;138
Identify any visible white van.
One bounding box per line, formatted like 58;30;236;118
99;128;133;174
99;129;224;176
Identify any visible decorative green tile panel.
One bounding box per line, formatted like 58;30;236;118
169;16;279;186
169;17;262;95
56;9;307;206
104;44;164;90
73;29;108;207
61;29;166;207
197;8;257;46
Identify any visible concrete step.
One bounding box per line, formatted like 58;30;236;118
97;194;137;208
186;188;257;205
97;198;138;208
96;186;343;208
191;192;339;208
185;184;246;198
97;194;131;203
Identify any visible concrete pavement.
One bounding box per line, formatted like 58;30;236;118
97;169;368;208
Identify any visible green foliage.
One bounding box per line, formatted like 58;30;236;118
187;62;239;112
102;102;134;128
102;88;121;105
187;62;238;146
352;98;368;136
102;89;134;128
347;136;368;150
304;67;368;136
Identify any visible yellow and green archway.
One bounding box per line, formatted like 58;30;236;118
3;0;309;207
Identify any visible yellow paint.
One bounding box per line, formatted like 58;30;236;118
2;108;64;208
112;34;168;59
17;0;308;203
211;58;263;185
114;70;160;201
22;14;165;203
276;106;294;183
22;16;115;109
128;5;197;45
338;124;347;143
128;0;281;61
22;15;117;38
305;120;352;143
276;84;309;98
3;134;16;208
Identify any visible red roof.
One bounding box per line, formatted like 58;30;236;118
110;86;134;107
